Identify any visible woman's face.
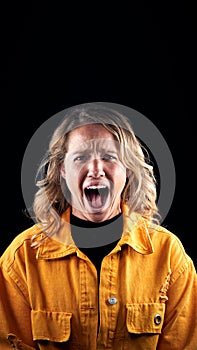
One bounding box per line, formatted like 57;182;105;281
60;124;127;222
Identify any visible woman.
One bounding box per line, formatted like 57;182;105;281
0;103;196;349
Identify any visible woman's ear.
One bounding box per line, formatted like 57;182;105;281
126;169;131;178
60;162;66;179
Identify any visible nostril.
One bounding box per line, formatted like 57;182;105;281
87;170;105;178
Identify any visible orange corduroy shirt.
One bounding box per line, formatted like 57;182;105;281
0;205;197;349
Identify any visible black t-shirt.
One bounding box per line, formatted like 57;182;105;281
70;212;123;280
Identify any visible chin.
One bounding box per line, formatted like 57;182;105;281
84;206;118;223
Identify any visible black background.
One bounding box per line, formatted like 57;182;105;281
1;2;196;267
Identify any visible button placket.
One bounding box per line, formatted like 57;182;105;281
79;259;98;340
99;254;119;346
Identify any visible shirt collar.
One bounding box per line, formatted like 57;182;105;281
36;205;154;259
119;203;154;254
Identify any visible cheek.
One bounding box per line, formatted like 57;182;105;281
112;166;127;190
119;175;127;192
64;163;84;191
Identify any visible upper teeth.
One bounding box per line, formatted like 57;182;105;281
86;185;107;189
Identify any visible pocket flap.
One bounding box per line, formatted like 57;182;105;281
31;310;72;342
126;303;165;334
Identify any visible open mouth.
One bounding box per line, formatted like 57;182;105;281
84;185;110;209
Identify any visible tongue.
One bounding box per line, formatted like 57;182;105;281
90;192;103;208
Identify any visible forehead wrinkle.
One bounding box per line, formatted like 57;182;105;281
69;138;120;155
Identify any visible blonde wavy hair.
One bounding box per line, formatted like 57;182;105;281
31;103;160;247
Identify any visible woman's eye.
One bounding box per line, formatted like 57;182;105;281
102;154;117;160
74;155;87;162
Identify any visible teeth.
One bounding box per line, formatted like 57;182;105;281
86;185;107;189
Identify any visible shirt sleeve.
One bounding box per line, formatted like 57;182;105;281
0;257;37;349
157;257;197;350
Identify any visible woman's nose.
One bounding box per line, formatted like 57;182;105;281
87;158;105;178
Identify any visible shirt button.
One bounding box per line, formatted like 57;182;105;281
154;314;162;325
108;297;117;305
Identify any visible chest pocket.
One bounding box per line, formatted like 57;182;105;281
31;310;72;342
126;303;165;334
